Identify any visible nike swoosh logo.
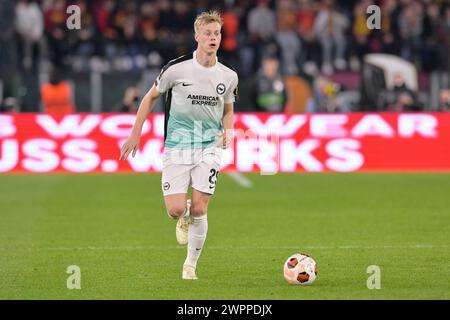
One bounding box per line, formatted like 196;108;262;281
182;83;193;86
196;248;202;251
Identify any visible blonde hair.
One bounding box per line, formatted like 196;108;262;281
194;11;223;33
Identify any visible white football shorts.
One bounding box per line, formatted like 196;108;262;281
161;147;222;196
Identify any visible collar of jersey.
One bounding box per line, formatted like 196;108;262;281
193;50;218;71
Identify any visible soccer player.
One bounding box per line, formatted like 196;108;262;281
119;11;238;280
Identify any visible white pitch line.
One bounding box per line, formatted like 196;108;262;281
226;172;253;188
1;244;448;251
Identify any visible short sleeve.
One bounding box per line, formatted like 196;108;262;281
224;74;238;104
154;64;174;94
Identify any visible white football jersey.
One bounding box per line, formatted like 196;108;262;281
155;50;238;149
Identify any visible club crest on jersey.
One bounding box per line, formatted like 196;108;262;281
216;83;226;95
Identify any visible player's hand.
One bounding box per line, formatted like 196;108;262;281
119;134;140;160
218;130;233;149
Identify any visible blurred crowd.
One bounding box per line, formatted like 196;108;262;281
0;0;449;112
5;0;448;74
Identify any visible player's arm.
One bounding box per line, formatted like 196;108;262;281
220;102;234;149
119;84;161;160
220;75;238;149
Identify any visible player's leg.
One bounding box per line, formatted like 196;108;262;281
163;193;188;220
161;149;193;244
182;147;221;280
182;188;212;280
163;193;191;245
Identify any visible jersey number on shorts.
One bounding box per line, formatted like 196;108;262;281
208;169;219;189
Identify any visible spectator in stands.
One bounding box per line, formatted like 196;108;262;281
247;0;277;72
437;5;450;74
306;76;350;112
162;1;195;57
40;67;75;114
157;0;175;31
117;86;140;113
398;1;423;63
220;4;240;71
139;3;164;59
379;0;399;56
383;73;420;111
171;1;195;33
0;0;17;99
15;0;44;70
92;0;114;35
43;0;67;36
247;0;276;43
439;89;450;112
296;0;320;75
0;0;15;47
71;0;98;72
314;0;349;75
44;0;69;68
0;97;21;113
349;0;371;71
97;0;121;64
121;12;140;60
251;54;287;112
386;92;415;112
192;0;208;17
275;0;301;75
421;1;440;72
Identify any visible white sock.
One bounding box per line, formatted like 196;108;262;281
184;214;208;268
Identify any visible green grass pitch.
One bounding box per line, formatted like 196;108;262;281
0;173;449;299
